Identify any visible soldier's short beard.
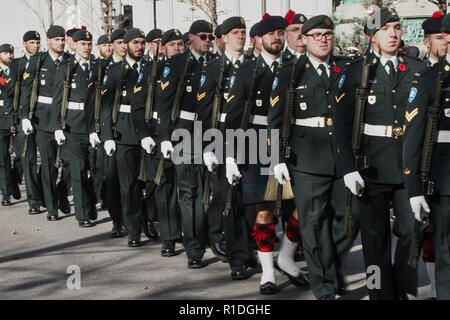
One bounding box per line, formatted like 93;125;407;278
127;47;142;61
262;40;283;56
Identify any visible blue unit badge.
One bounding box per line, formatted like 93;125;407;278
338;75;346;89
163;66;170;78
137;73;143;84
408;87;417;104
272;77;278;91
200;75;206;87
103;75;108;84
230;76;235;89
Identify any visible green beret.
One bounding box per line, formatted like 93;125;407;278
97;34;111;45
162;29;183;45
23;31;40;42
442;13;450;32
221;16;246;35
301;15;334;34
146;29;162;42
46;25;65;39
111;28;126;42
214;24;222;38
182;32;190;43
0;43;14;53
123;28;146;43
189;20;213;34
72;30;93;42
366;7;400;36
66;28;80;37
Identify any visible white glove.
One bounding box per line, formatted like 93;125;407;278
141;137;156;154
409;196;430;222
22;119;33;135
273;163;290;185
343;171;365;196
225;157;241;185
161;141;174;159
203;151;219;173
89;133;101;149
54;130;66;146
104;140;116;156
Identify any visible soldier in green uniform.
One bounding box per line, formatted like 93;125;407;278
5;31;43;213
52;30;97;227
66;28;80;55
21;26;72;221
403;13;450;301
132;29;184;257
157;20;216;268
197;16;250;275
0;44;17;206
269;15;351;299
282;10;307;63
247;24;261;59
422;12;447;67
214;24;225;56
101;28;148;246
334;8;427;299
97;34;112;59
145;29;163;62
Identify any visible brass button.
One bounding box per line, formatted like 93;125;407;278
392;89;396;93
394;120;398;124
446;98;450;102
329;132;333;136
393;105;397;109
300;95;304;98
328;105;332;109
326;91;330;95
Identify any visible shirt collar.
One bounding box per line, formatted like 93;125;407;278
224;50;244;65
260;51;282;70
287;46;302;59
190;48;207;63
307;52;330;72
429;57;438;66
373;50;398;70
446;54;450;65
126;56;142;71
48;51;62;63
75;54;91;68
112;54;122;63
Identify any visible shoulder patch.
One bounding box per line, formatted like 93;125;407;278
200;75;206;87
163;66;170;78
137;72;143;84
272;76;278;91
230;76;236;89
338;75;346;89
103;75;108;84
408;87;417;104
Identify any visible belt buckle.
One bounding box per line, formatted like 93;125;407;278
325;117;333;127
393;126;403;138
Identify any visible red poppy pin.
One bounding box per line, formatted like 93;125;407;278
333;66;340;73
398;63;406;72
0;77;5;86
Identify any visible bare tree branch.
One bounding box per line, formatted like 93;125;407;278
20;0;48;31
178;0;218;28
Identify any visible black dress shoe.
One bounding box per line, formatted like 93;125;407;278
210;242;228;262
143;220;159;240
274;260;309;287
187;258;205;269
111;223;127;238
47;214;59;221
58;197;71;214
78;220;94;227
161;240;176;257
12;183;21;200
28;207;40;215
231;265;249;280
128;239;143;247
1;198;11;206
259;282;277;295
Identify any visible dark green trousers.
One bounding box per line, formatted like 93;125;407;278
88;145;106;204
145;153;181;241
175;162;207;260
205;167;225;245
429;195;450;300
13;131;43;207
63;133;96;222
0;129;12;200
357;182;417;300
115;144;142;239
101;151;123;226
290;170;355;299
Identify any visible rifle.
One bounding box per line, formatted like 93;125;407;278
202;54;226;205
22;53;43;158
138;43;160;182
55;57;74;168
343;37;372;238
10;59;23;155
407;59;443;269
91;59;103;178
154;51;192;186
272;56;300;217
223;55;261;217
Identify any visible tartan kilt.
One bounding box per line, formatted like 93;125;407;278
241;162;270;206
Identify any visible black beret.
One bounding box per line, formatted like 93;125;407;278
123;28;146;43
214;24;222;38
189;20;213;34
23;31;41;42
111;28;126;42
46;25;65;39
254;14;288;36
146;29;162;42
162;29;183;45
97;34;111;45
182;32;190;43
366;7;400;36
423;12;444;34
301;15;334;34
72;30;93;42
0;43;14;53
441;13;450;32
66;28;80;37
285;10;307;25
221;17;246;35
249;23;257;38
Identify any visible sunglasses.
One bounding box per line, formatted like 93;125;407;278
196;34;215;41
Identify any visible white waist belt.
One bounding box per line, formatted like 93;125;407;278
249;114;267;126
179;110;197;121
364;123;392;137
68;101;84;111
437;130;450;143
0;100;3;106
38;96;53;104
294;116;332;128
153;111;158;119
219;113;226;123
119;104;131;113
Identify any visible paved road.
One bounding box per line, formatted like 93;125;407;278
0;186;432;300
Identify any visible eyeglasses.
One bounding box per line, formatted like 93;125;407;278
305;32;334;41
196;34;215;41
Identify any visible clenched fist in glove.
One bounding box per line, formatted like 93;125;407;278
89;133;101;149
104;140;116;156
141;136;156;154
54;130;66;146
343;171;365;196
225;157;241;185
409;196;430;222
161;141;174;159
22;119;33;135
273;163;290;185
203;151;219;173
